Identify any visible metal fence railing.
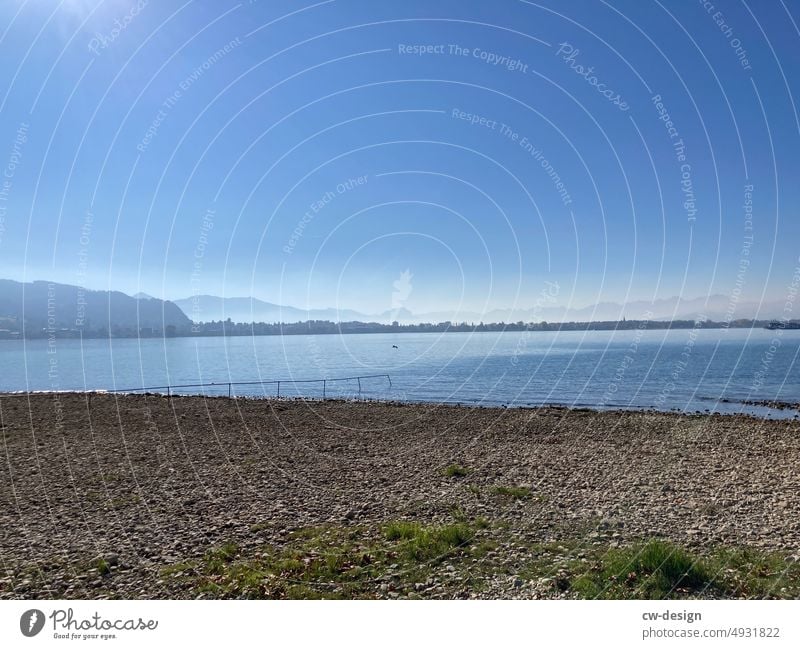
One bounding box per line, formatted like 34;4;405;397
104;373;392;399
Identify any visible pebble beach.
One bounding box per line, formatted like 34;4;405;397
1;392;799;599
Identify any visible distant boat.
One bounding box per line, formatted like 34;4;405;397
392;344;399;348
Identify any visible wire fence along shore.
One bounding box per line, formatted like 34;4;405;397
109;374;392;399
0;374;392;400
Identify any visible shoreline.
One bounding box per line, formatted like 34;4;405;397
2;390;798;421
4;320;800;341
2;393;799;599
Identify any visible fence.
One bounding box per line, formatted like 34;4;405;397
104;373;392;399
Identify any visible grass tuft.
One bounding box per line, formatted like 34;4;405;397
203;541;239;574
443;464;470;478
571;540;717;599
384;521;473;561
492;485;532;500
91;557;111;576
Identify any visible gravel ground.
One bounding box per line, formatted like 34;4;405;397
1;392;799;599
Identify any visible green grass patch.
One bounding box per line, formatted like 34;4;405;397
91;557;111;576
443;464;470;478
158;527;800;600
162;519;485;599
491;485;532;500
160;562;195;577
474;516;490;529
250;522;270;533
708;546;799;599
384;522;473;562
533;539;800;599
109;494;141;508
571;540;718;599
203;541;239;574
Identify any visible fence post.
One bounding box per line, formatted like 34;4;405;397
323;379;326;399
228;383;231;398
357;377;362;394
387;374;392;387
277;381;280;398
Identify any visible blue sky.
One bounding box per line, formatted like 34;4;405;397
0;0;798;316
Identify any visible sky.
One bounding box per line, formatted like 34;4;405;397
0;0;798;318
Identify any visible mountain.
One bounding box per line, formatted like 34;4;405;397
423;294;785;324
0;280;782;336
173;292;786;325
173;295;371;324
0;280;191;334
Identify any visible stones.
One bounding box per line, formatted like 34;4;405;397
3;393;800;599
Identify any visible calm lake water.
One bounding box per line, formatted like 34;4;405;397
1;328;798;418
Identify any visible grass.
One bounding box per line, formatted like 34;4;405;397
3;523;796;600
571;540;718;599
157;524;800;600
708;546;799;598
203;541;239;574
384;521;473;561
443;464;470;478
91;557;111;576
164;519;485;599
491;485;532;500
160;562;194;577
109;494;141;508
526;539;800;600
250;522;270;533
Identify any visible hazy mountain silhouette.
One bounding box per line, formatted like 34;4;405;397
0;280;190;332
173;292;783;324
172;295;370;324
1;280;782;331
438;294;784;324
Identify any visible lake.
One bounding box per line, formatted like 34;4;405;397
1;328;798;418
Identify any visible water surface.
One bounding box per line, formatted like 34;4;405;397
1;328;798;418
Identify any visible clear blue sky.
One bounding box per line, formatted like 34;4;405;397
0;0;798;316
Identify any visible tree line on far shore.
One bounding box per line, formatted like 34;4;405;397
7;317;798;340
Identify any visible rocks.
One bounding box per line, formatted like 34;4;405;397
2;393;800;599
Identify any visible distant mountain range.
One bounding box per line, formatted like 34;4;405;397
0;279;190;335
0;279;786;337
172;295;371;324
412;294;788;325
172;292;785;325
172;295;420;325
